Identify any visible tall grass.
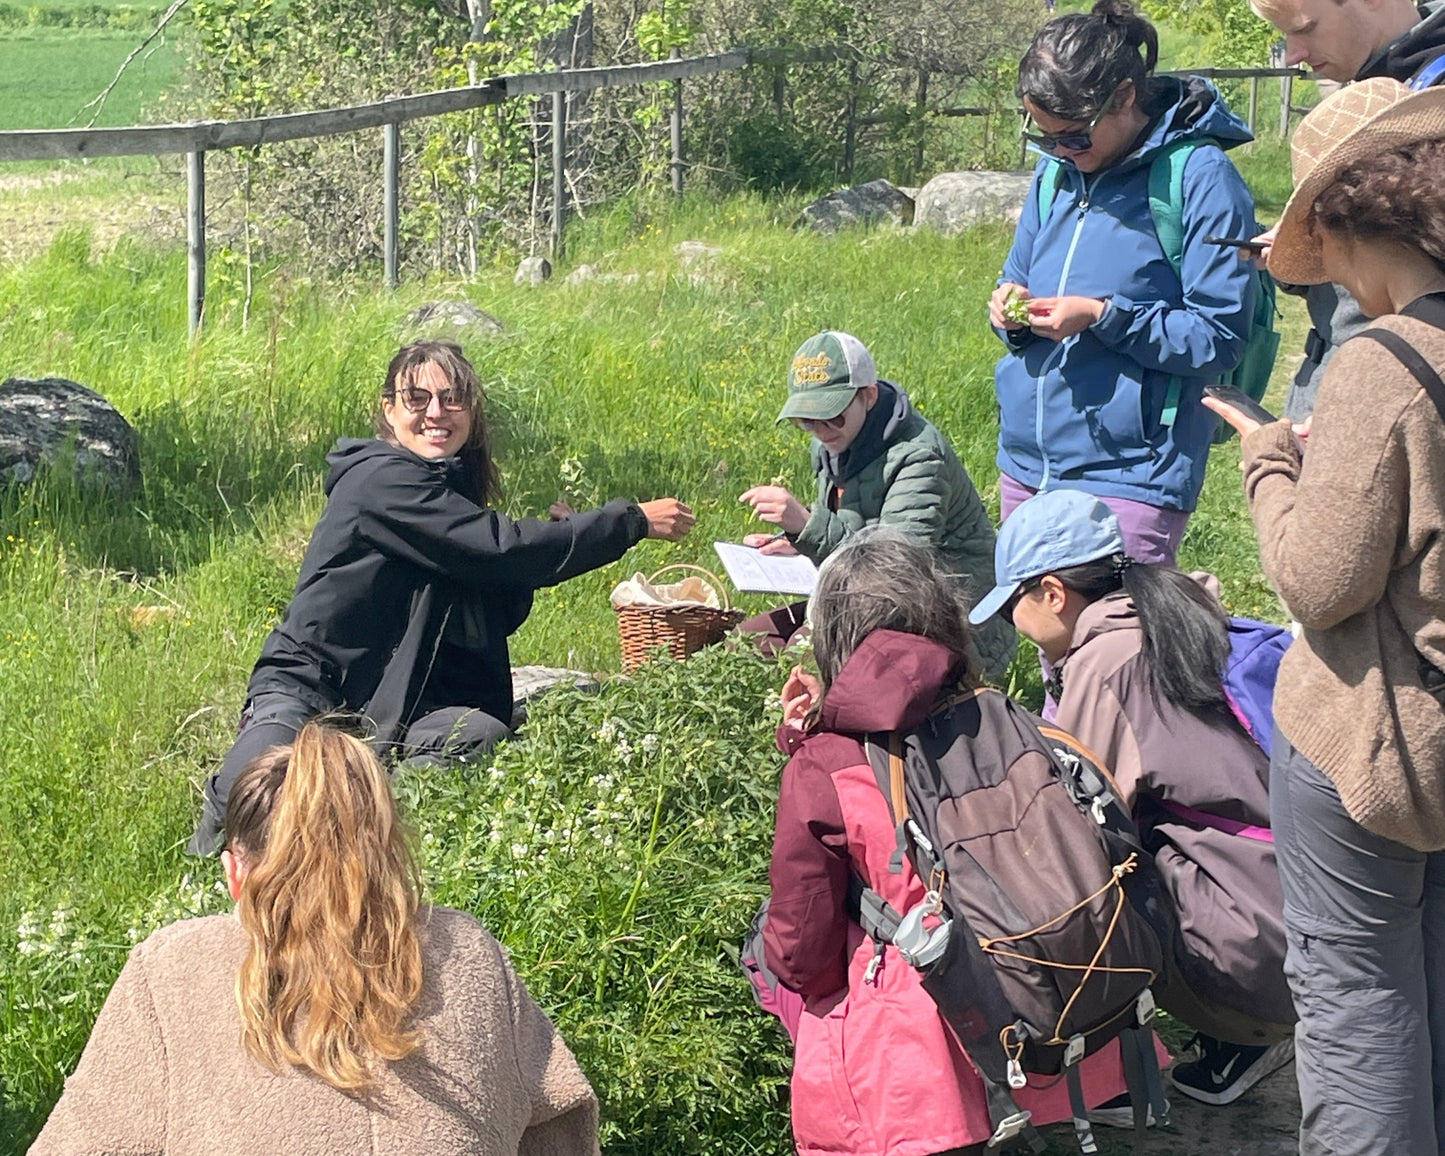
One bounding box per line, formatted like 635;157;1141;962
0;191;1295;1153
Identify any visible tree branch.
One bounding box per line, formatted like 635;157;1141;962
76;0;192;129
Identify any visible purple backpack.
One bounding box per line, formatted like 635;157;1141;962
1223;617;1291;757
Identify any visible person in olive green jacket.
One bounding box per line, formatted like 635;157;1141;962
739;330;1016;680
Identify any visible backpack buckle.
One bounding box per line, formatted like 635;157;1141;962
986;1109;1035;1149
894;900;953;968
1136;988;1157;1026
1064;1033;1086;1068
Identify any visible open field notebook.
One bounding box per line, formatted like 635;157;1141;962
713;541;818;597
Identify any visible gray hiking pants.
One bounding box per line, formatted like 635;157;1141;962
1271;733;1445;1156
187;692;511;856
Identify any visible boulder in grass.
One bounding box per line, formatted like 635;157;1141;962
510;665;600;726
794;179;915;234
913;171;1036;236
515;256;553;286
403;300;506;340
0;376;140;493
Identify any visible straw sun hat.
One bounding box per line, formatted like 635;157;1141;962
1270;77;1445;285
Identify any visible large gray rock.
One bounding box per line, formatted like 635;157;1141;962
510;665;599;726
914;172;1036;236
514;256;552;286
402;300;505;339
0;377;140;492
795;179;915;234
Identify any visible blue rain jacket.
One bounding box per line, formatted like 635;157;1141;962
994;77;1258;512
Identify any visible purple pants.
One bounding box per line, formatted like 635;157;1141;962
999;475;1191;568
1000;476;1192;719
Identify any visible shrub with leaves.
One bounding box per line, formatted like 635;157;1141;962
396;644;795;1154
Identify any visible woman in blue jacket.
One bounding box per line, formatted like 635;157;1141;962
990;0;1259;565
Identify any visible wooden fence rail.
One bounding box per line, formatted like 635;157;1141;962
0;54;1314;335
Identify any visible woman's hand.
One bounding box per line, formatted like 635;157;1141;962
781;665;822;732
1293;415;1313;448
990;282;1032;330
1026;296;1107;341
740;486;810;535
743;532;800;556
639;498;695;541
1201;395;1264;440
549;500;574;520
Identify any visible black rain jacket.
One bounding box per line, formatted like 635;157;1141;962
246;437;648;739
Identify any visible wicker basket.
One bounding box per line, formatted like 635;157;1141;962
615;564;745;672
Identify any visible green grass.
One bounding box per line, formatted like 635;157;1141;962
0;191;1302;1153
0;28;180;131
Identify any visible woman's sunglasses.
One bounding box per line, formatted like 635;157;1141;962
1002;576;1045;618
790;394;859;433
395;384;469;413
1022;95;1115;155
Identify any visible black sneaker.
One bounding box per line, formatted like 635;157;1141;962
1169;1034;1295;1106
1086;1091;1166;1129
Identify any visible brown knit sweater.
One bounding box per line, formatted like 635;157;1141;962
1242;309;1445;852
28;907;600;1155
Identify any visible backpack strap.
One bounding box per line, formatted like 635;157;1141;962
1037;159;1065;225
1147;140;1201;429
1409;54;1445;90
1355;320;1445;424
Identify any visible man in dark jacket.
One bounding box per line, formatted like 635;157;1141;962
1249;0;1445;417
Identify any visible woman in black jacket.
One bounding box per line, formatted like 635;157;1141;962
189;339;693;854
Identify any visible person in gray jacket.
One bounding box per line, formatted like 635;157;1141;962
737;330;1015;680
1248;0;1445;417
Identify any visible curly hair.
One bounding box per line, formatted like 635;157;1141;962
1312;139;1445;268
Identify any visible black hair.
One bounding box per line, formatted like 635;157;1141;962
1053;556;1230;712
1018;0;1160;121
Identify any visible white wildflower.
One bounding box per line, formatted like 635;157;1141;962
640;733;660;755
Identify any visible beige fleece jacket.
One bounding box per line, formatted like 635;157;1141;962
1242;310;1445;852
29;907;600;1156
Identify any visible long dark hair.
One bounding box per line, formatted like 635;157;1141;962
1018;0;1160;121
1054;556;1230;712
375;339;503;507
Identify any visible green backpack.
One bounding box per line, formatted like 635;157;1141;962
1037;139;1280;443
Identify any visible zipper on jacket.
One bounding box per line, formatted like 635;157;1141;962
1035;170;1092;489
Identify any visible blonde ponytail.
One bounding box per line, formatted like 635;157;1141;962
226;720;424;1092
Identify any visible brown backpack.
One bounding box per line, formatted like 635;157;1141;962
858;687;1171;1152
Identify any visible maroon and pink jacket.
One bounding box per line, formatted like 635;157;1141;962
763;630;1138;1156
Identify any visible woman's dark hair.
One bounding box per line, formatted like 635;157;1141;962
809;526;981;693
374;339;503;507
1312;139;1445;270
1054;556;1231;712
1018;0;1159;121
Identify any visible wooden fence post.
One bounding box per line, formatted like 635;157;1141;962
551;89;566;258
1280;72;1294;137
670;47;684;196
187;149;205;337
1248;75;1260;135
383;121;400;290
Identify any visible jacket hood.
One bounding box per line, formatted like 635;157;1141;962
1064;591;1140;664
819;630;966;734
324;436;463;496
1357;1;1445;83
1133;76;1253;163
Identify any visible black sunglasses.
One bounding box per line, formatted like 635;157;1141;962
1002;576;1045;618
1022;91;1118;155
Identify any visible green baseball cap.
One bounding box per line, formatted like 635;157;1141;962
776;331;878;423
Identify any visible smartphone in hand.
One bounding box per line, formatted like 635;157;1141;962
1204;383;1277;426
1204;234;1268;254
